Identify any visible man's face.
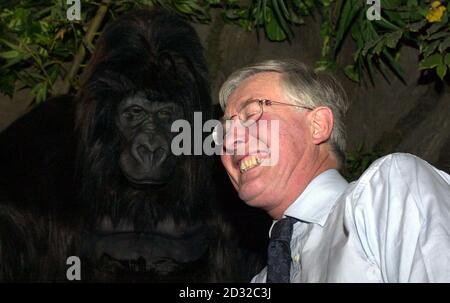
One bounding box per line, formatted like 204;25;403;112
220;72;315;216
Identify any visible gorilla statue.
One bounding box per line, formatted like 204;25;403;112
0;8;268;282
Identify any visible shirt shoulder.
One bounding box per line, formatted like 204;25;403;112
349;152;450;210
342;153;450;281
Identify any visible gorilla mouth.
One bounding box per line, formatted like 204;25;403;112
125;175;170;191
121;145;174;188
124;174;168;187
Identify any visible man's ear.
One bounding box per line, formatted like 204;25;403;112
309;106;334;145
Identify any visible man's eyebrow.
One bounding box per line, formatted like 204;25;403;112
221;98;257;121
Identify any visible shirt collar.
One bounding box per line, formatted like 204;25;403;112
270;169;348;233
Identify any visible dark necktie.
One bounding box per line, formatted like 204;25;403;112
266;216;298;283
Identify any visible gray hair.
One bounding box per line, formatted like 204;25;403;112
219;59;349;164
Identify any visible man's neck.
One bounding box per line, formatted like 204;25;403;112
267;149;338;219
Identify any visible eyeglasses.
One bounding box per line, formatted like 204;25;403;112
212;98;314;144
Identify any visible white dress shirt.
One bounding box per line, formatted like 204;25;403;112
251;153;450;282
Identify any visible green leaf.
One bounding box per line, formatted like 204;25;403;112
277;0;290;18
426;22;446;37
386;31;403;49
27;71;47;81
419;53;443;70
382;49;405;83
445;53;450;66
31;82;48;104
334;0;362;57
407;20;426;32
422;40;440;58
254;0;263;24
361;39;376;56
263;0;269;23
344;64;360;82
0;39;22;52
238;19;252;31
383;9;405;27
375;16;400;31
439;37;450;52
224;9;239;19
364;54;375;86
174;3;193;15
428;31;449;41
289;12;304;25
2;56;23;69
187;1;209;16
436;64;447;80
315;60;336;73
264;7;286;41
50;64;63;83
373;39;385;55
272;0;292;39
205;0;220;4
376;60;392;85
0;50;20;59
286;1;304;24
0;73;15;97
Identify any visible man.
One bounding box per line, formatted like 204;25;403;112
217;59;450;282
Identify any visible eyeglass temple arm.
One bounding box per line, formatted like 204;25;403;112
262;99;314;111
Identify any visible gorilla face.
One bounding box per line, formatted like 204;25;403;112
116;91;183;185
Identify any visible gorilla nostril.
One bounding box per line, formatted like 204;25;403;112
134;144;166;165
136;145;149;162
154;147;166;163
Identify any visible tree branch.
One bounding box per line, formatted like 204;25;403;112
56;0;111;95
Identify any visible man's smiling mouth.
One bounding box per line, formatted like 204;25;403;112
239;155;263;172
236;150;271;173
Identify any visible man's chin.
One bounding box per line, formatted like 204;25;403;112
238;185;267;208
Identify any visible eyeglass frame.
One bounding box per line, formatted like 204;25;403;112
212;98;314;144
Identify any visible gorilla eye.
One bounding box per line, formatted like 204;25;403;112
123;106;145;121
157;109;173;121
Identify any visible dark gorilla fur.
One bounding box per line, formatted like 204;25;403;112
0;8;267;282
77;9;211;230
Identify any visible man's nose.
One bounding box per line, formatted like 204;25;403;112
223;120;249;155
